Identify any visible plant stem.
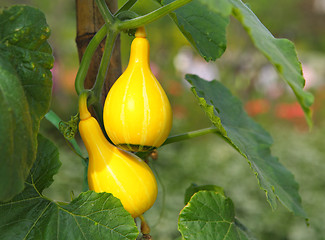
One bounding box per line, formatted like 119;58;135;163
93;30;119;101
74;25;108;95
117;0;192;30
45;110;86;162
90;29;118;128
163;127;219;146
139;215;150;235
95;0;115;24
115;0;138;15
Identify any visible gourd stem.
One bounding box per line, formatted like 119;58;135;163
75;25;108;95
139;215;150;235
44;110;86;161
115;0;138;15
117;0;192;31
135;26;146;38
163;127;219;146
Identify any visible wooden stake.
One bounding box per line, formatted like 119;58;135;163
75;0;121;103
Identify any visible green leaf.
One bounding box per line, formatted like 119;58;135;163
162;0;232;61
235;219;257;240
178;191;256;240
0;55;34;201
0;5;53;201
186;74;307;218
0;135;139;240
229;0;314;126
184;183;224;205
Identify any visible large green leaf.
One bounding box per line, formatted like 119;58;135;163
0;55;34;201
162;0;232;61
179;191;256;240
0;135;139;240
0;5;53;201
230;0;314;126
186;74;307;218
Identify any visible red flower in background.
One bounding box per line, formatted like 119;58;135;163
245;99;270;116
275;102;305;119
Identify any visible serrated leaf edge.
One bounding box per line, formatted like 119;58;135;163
187;76;307;218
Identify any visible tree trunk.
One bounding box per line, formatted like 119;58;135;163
75;0;121;105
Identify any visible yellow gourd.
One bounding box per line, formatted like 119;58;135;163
78;94;158;218
103;27;172;152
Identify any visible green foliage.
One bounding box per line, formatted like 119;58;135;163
0;5;53;201
0;134;139;240
0;0;316;239
179;190;256;240
162;0;232;61
186;74;306;218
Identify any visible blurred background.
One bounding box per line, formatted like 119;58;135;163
3;0;325;239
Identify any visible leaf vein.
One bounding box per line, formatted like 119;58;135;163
22;201;52;240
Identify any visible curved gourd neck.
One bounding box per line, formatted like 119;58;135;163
78;92;115;153
127;30;150;68
79;92;91;120
79;117;116;154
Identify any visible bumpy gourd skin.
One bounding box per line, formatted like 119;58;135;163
103;27;172;152
79;99;158;218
